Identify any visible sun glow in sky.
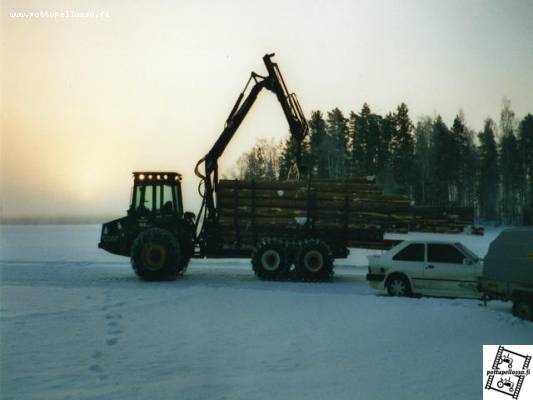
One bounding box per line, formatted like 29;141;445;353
1;0;532;219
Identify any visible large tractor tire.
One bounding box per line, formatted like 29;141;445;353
251;238;291;280
294;239;334;282
131;228;183;281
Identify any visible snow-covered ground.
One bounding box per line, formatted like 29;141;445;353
0;225;531;400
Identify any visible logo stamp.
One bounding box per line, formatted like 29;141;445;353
484;345;532;399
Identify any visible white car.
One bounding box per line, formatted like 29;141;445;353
366;241;483;298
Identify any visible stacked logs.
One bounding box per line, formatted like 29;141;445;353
216;178;475;248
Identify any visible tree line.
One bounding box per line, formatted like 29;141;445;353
230;99;533;225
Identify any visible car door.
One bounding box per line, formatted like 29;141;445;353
424;243;479;297
390;243;426;292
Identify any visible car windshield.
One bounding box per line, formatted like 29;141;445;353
455;243;480;261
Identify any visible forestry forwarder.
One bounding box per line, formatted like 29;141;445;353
98;53;330;281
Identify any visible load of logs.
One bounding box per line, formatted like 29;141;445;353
216;177;477;249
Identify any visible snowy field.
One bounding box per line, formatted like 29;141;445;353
0;225;531;400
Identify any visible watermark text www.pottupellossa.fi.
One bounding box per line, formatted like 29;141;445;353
9;10;110;19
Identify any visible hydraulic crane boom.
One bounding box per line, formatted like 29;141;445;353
194;53;308;232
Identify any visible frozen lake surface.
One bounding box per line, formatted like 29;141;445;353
1;225;531;400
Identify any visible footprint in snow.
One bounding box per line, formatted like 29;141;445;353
102;302;125;312
106;337;119;346
91;351;104;359
89;364;104;373
104;312;122;320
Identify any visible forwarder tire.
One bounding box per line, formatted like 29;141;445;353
252;238;290;281
131;228;182;281
295;239;334;282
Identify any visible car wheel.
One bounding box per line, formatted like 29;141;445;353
386;275;411;297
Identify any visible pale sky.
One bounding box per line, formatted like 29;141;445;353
1;0;532;218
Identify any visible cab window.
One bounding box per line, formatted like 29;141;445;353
161;184;175;214
133;183;182;215
174;184;183;216
134;184;154;212
393;244;425;262
428;244;465;264
134;186;143;210
154;184;161;212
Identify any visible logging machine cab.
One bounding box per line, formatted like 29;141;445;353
98;172;196;262
129;172;183;216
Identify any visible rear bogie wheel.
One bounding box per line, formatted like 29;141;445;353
252;238;290;280
295;239;334;282
131;228;182;281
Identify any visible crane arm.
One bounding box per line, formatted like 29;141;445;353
194;53;308;227
194;73;268;214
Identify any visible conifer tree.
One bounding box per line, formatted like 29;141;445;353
462;126;479;209
349;103;371;176
326;108;348;178
518;114;533;224
449;112;475;205
376;112;395;192
429;116;453;204
413;117;433;204
367;112;382;176
477;119;499;220
390;103;415;195
498;99;523;223
308;111;328;178
499;133;522;223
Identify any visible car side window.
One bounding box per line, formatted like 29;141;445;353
428;244;465;264
393;244;425;262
